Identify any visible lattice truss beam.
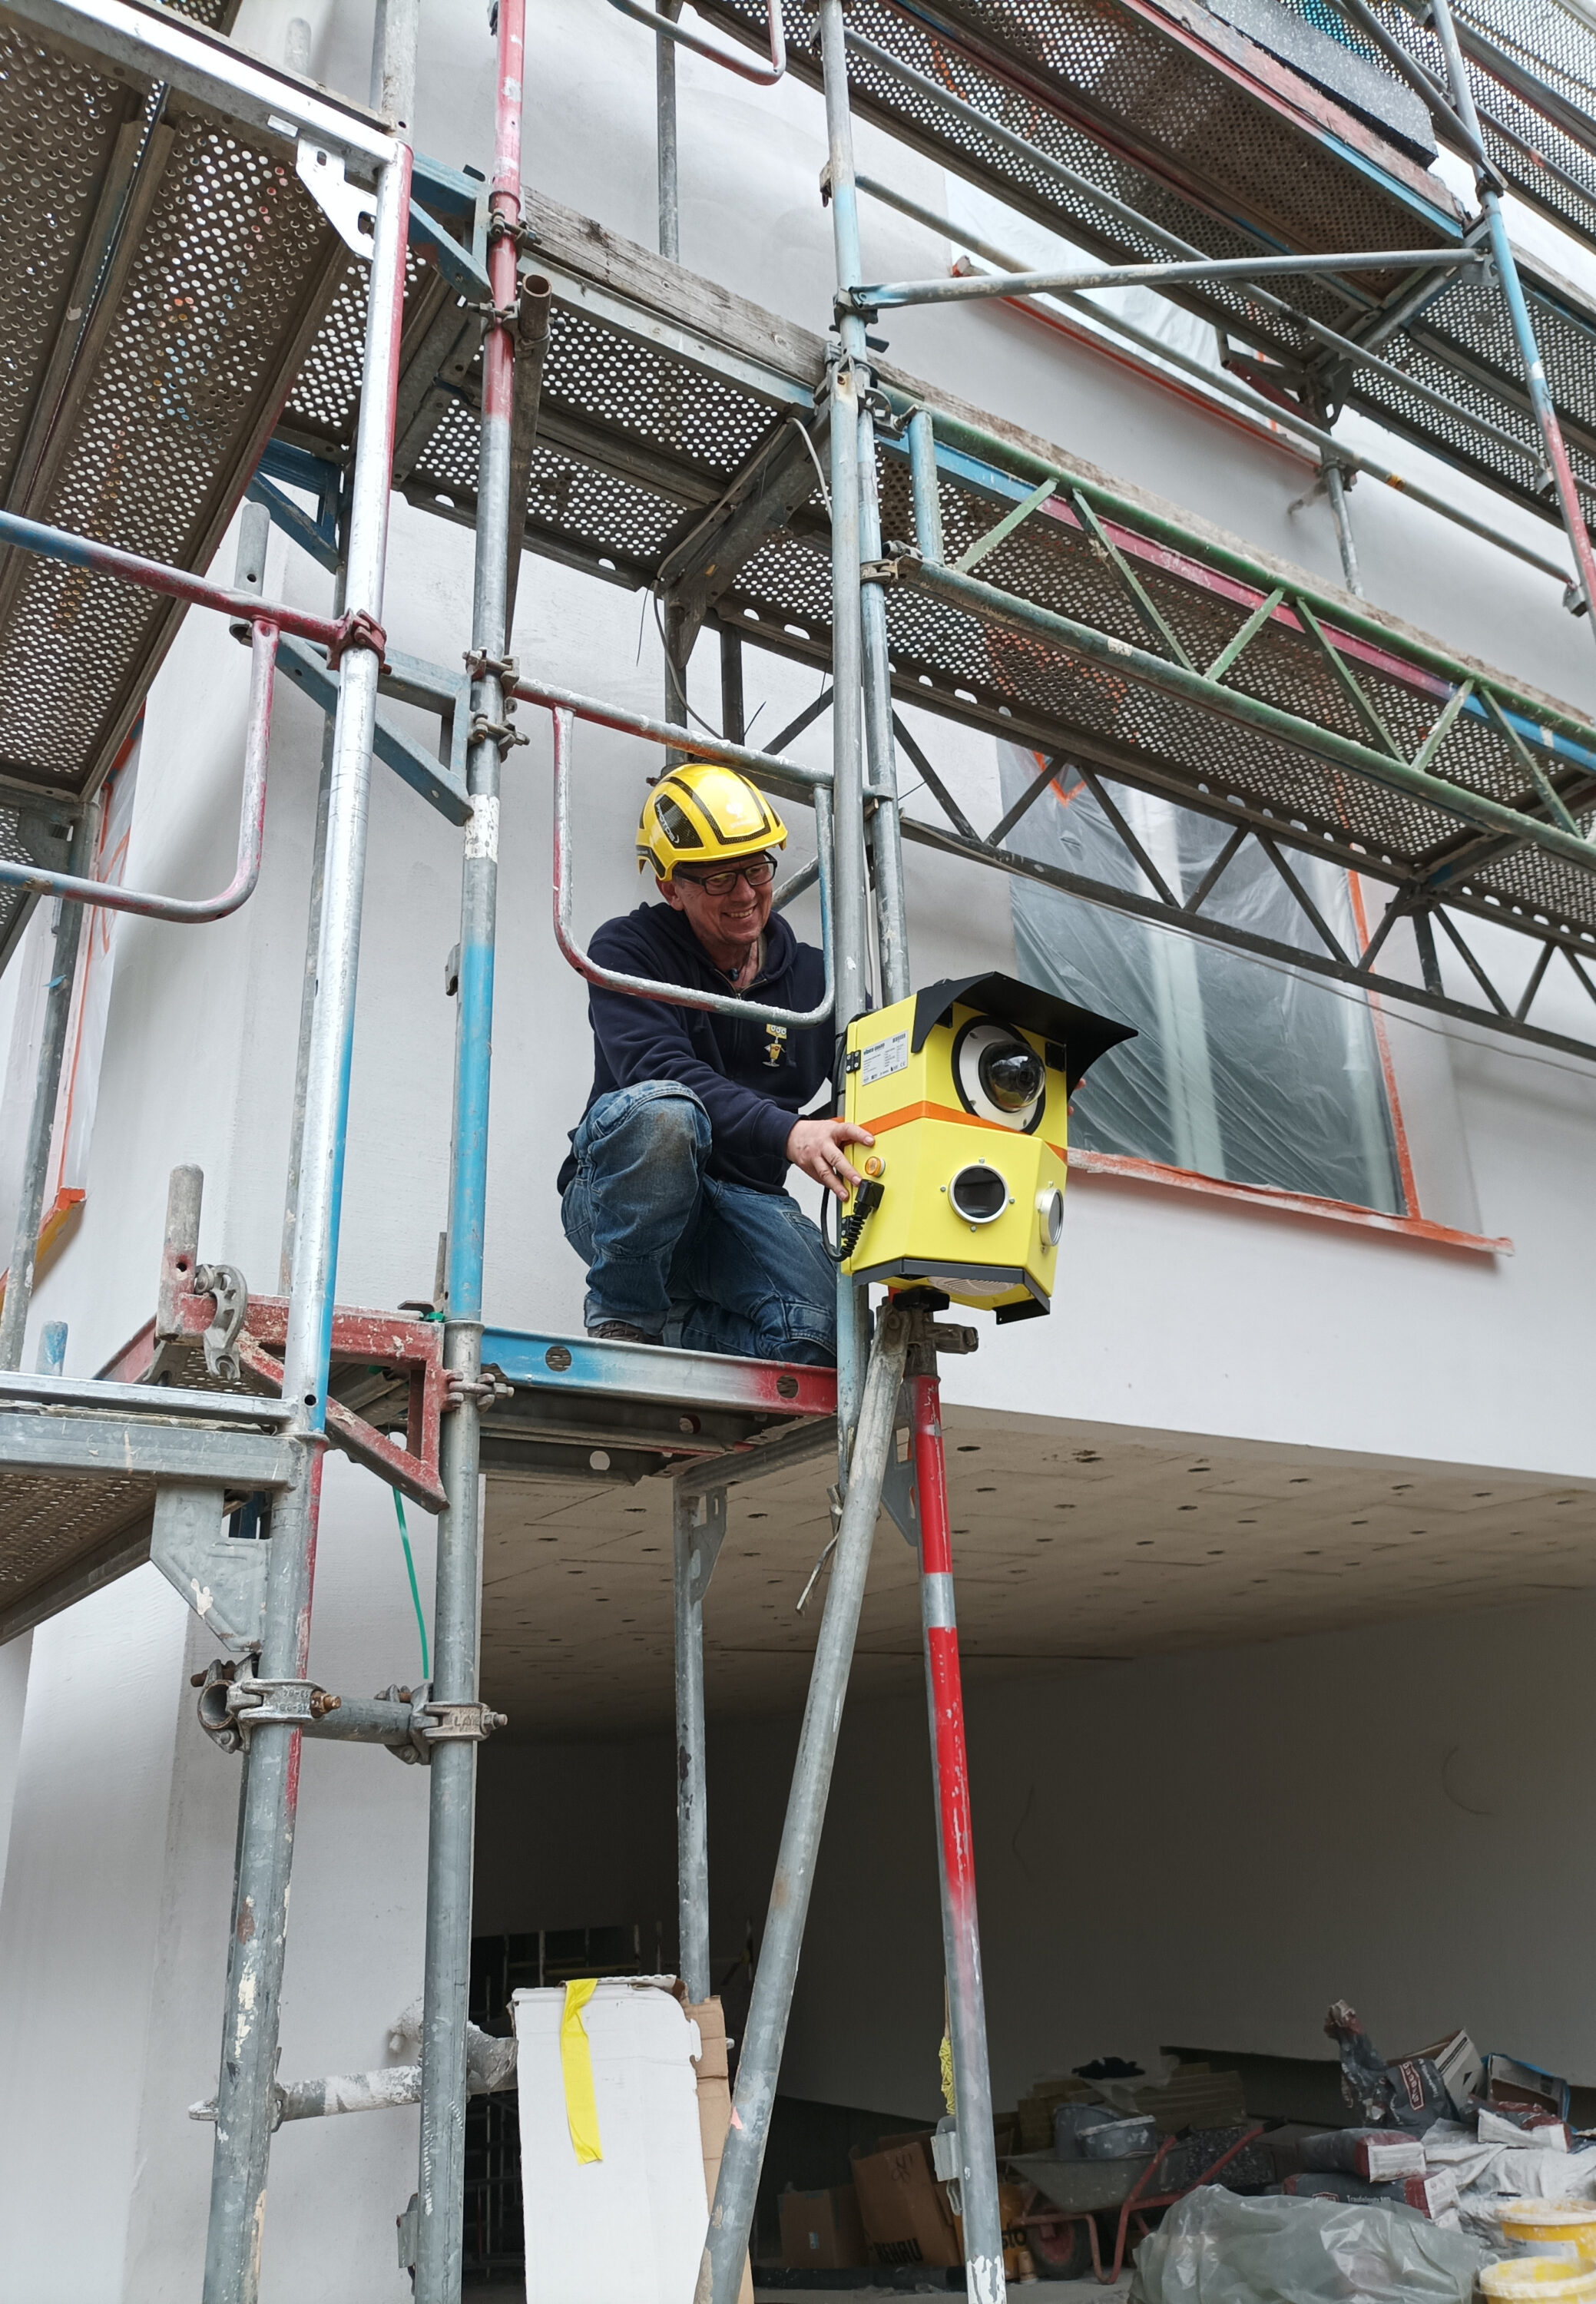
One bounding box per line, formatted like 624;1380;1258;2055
260;191;1596;1064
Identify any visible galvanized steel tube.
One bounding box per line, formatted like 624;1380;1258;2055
1428;0;1596;644
0;621;278;922
698;1306;910;2304
674;1484;714;2006
413;0;524;2290
200;137;412;2304
0;809;94;1372
819;0;873;1469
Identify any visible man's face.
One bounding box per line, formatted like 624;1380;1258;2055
660;857;775;955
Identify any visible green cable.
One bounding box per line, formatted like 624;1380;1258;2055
391;1489;431;1682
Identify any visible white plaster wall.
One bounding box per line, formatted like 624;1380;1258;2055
477;1588;1596;2123
0;1573;187;2304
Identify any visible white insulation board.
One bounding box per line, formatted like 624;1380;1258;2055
512;1980;707;2304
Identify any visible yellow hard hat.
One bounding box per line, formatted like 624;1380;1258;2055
637;760;788;879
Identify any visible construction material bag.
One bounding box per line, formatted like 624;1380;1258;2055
1325;2001;1449;2134
1129;2184;1481;2304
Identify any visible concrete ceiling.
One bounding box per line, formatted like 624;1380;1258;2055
480;1409;1594;1736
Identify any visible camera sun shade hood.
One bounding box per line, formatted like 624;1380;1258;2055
909;972;1136;1093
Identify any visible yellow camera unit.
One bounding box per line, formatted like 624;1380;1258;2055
837;972;1134;1320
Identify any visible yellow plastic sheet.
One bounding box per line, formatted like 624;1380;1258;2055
560;1978;603;2164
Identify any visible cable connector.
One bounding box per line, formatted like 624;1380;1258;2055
833;1177;884;1264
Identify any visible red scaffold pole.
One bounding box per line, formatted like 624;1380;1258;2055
911;1362;1008;2304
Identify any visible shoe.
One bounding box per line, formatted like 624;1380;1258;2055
587;1319;664;1346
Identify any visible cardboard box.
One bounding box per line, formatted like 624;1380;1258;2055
779;2184;868;2270
852;2134;962;2268
1412;2029;1484;2119
684;1998;753;2304
1485;2053;1570;2124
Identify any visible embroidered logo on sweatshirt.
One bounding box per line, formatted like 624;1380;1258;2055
763;1024;789;1068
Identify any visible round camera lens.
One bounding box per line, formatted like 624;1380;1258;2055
949;1164;1008;1223
978;1038;1047;1114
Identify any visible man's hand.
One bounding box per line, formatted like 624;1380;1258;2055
786;1115;876;1201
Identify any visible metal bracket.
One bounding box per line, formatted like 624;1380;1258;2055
443;1366;513;1411
194;1263;248;1382
687;1486;728;1608
880;1388;919;1547
151;1485;268;1656
375;1682;435;1765
397;2194;421;2276
296;139;377;259
416;1699;508;1743
467;710;529;755
227;1677;341;1733
193;1663;339;1750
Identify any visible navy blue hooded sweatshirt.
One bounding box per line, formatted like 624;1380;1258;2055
558;902;832;1196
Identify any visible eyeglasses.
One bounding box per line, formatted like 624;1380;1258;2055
672;856;777;895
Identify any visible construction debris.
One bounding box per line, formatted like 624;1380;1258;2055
1130;2186;1482;2304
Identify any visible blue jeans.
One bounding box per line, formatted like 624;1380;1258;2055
561;1081;836;1364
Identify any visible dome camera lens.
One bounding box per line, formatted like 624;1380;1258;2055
978;1038;1046;1114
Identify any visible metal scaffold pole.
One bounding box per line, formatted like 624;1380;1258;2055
201;134;414;2304
413;0;525;2289
674;1481;727;2005
909;1341;1006;2304
820;18;1006;2297
699;1304;912;2304
815;9;909;1008
819;0;873;1469
0;809;95;1372
1427;0;1596;639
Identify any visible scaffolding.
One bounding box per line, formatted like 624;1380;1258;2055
4;0;1596;2296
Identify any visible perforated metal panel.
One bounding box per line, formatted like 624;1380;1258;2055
0;5;350;801
0;1461;154;1626
684;0;1596;535
297;204;1596;950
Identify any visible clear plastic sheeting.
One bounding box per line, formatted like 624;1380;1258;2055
996;747;1404;1213
1130;2186;1482;2304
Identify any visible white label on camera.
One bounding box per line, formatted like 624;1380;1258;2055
860;1030;908;1086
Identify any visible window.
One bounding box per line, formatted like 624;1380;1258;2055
998;746;1406;1214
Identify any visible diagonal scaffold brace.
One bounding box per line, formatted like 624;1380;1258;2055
697;1293;1008;2304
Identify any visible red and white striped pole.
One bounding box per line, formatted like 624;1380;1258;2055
912;1360;1008;2304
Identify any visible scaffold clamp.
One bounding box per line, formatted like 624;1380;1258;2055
417;1699;508;1743
194;1263;248;1384
194;1664;343;1751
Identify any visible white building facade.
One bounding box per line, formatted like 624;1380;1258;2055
2;0;1595;2292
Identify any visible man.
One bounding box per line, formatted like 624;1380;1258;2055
558;760;873;1363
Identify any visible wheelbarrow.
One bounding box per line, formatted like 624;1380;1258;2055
1007;2124;1266;2282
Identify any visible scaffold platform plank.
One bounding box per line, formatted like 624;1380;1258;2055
0;0;383;963
687;0;1596;530
0;1306;835;1642
0;1375;296;1644
277;192;1596;968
